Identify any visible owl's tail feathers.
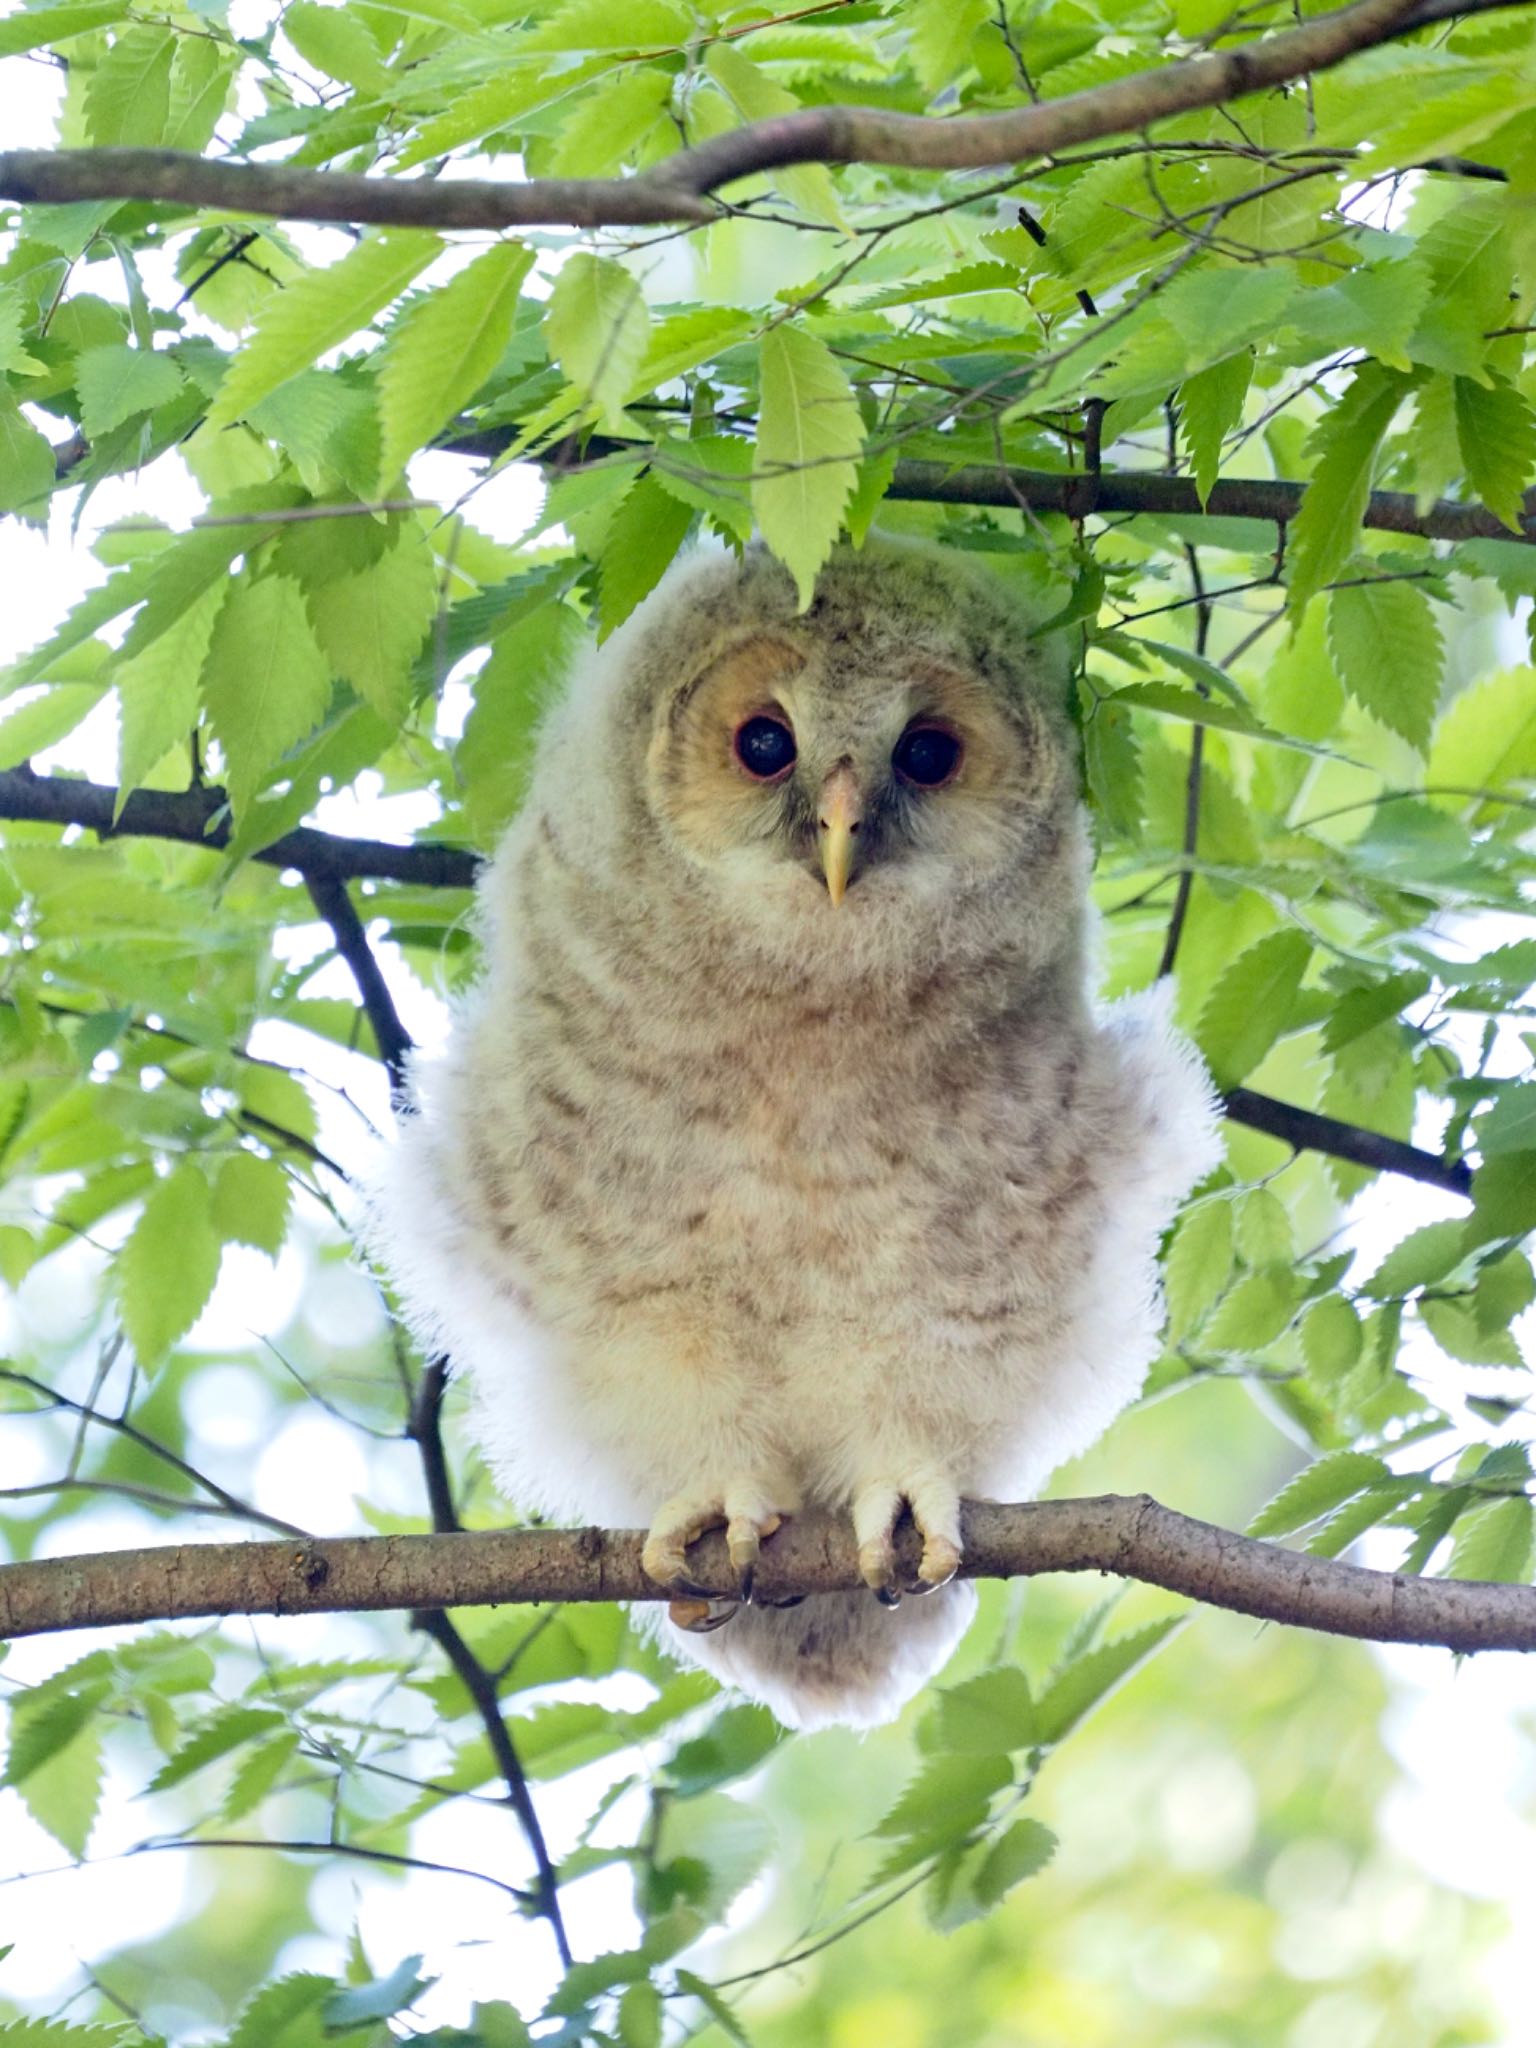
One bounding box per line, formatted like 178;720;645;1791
653;1581;978;1731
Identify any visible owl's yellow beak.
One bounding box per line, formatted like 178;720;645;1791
817;765;863;906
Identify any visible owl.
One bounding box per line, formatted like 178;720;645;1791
369;539;1220;1730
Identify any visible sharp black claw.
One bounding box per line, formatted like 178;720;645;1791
875;1585;902;1608
738;1562;757;1603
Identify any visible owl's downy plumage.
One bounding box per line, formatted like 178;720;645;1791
370;540;1220;1730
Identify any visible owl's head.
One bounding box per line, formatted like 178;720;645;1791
554;540;1085;981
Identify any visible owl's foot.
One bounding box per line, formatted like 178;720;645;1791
642;1488;791;1602
852;1475;963;1605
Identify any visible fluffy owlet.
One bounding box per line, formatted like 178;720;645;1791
370;540;1220;1729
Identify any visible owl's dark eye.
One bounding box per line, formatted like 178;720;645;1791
893;723;962;789
734;714;797;781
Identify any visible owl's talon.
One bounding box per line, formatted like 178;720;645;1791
669;1597;739;1634
858;1532;898;1602
728;1510;783;1602
916;1534;962;1592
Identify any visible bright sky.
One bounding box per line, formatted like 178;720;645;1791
4;22;1536;2046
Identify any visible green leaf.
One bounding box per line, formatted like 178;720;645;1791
703;43;842;228
544;253;651;430
457;599;585;845
1362;1218;1468;1297
205;231;442;434
652;434;754;544
0;0;125;57
1326;578;1442;751
1455;374;1536;533
1248;1451;1391;1538
211;1150;293;1257
1195;930;1311;1089
0;390;56;516
1201;1267;1304;1351
12;1709;103;1859
376;241;534;488
903;0;990;94
306;523;437;725
1469;1151;1536;1242
598;472;694;638
116;1160;224;1366
972;1817;1057;1908
1479;1086;1536;1159
1300;1294;1365;1384
115;578;224;805
1035;1619;1182;1745
0;678;112;772
1286;366;1410;619
1179;353;1250;507
753;325;864;610
324;1956;434;2031
617;1982;664;2048
548;65;673;177
74;342;186;439
283;1;392;91
1429;664;1536;816
148;1695;290;1794
226;1974;337;2048
1446;1496;1534;1583
1420;1295;1523;1369
1164;1199;1234;1343
1236;1187;1293;1268
221;1730;302;1823
673;1972;751;2048
927;1666;1037;1754
201;574;334;818
874;1753;1011;1838
84;24;175;145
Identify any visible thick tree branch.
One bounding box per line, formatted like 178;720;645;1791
3;1497;1533;1654
441;437;1536;547
0;765;480;889
0;0;1509;232
1225;1086;1472;1196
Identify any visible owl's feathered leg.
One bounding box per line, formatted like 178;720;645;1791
642;1480;794;1603
852;1471;962;1603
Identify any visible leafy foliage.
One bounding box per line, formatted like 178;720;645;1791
3;0;1536;2037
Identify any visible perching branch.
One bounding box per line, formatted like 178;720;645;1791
4;1496;1534;1654
0;0;1508;232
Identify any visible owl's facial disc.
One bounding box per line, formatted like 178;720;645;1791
648;632;1049;916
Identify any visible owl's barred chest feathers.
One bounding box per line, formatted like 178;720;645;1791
481;858;1103;1351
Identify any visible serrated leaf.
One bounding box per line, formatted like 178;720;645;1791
1179;352;1250;506
211;1150;292;1257
222;1730;301;1823
673;1972;750;2048
14;1711;102;1859
1475;1250;1536;1334
1248;1451;1390;1538
1287;366;1410;618
205;231;442;434
1362;1218;1468;1297
1479;1085;1536;1159
116;1161;223;1366
1201;1266;1304;1351
652;434;754;544
544;253;650;431
376;241;533;488
74;343;185;439
1447;1495;1534;1583
0;391;56;516
84;24;175;145
903;0;990;94
753;326;864;609
1196;930;1311;1089
306;523;437;725
703;43;842;228
1420;1295;1524;1368
1326;579;1442;751
1083;695;1142;840
1035;1619;1181;1745
874;1752;1011;1838
1300;1294;1365;1384
1455;374;1536;533
1164;1198;1233;1343
115;578;224;805
283;2;392;92
201;574;333;817
598;471;693;638
618;1981;663;2048
0;678;112;771
927;1666;1036;1754
226;1973;336;2048
548;64;673;177
1236;1187;1293;1267
972;1817;1056;1907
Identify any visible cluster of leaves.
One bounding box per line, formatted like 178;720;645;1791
3;0;1536;2035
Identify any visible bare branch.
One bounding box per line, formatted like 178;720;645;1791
3;1497;1533;1654
0;0;1506;233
